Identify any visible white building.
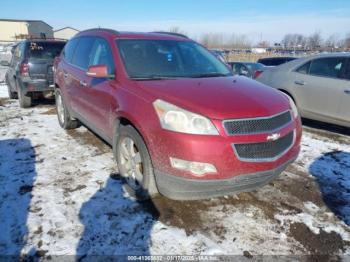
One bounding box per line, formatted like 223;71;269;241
54;27;79;40
0;18;53;44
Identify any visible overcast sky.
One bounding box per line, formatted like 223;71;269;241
1;0;349;43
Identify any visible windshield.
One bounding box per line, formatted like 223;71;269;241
28;42;66;60
116;39;232;79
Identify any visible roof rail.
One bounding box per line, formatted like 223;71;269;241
78;28;120;35
151;31;189;39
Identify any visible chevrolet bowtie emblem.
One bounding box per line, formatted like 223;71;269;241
267;133;281;141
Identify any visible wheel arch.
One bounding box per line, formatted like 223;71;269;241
278;89;297;104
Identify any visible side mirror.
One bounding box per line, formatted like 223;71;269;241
86;64;113;78
0;60;10;67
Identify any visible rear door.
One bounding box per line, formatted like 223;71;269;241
291;57;347;121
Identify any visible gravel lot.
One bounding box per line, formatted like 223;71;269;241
0;73;349;259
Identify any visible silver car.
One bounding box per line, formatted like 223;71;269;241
256;53;350;128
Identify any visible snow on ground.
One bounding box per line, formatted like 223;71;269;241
0;82;349;259
0;84;7;98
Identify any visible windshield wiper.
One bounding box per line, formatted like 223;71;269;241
130;75;179;81
188;73;231;78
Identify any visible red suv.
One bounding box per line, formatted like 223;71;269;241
54;28;301;200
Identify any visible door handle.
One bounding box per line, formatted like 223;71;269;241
294;80;305;86
344;90;350;95
79;80;87;87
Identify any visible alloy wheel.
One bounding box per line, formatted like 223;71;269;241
119;137;144;190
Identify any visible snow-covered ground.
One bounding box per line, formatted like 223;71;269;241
0;82;349;259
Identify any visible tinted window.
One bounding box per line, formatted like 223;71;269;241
10;44;21;66
14;44;22;59
89;38;115;75
296;61;311;74
232;63;250;76
117;40;231;79
309;57;346;78
63;38;79;63
244;63;264;72
343;59;350;80
27;41;65;60
72;37;95;69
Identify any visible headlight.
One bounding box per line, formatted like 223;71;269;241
153;99;219;135
283;94;298;118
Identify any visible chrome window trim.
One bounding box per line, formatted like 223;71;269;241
222;110;292;136
232;130;295;163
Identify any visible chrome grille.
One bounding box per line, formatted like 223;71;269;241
233;131;294;161
223;111;292;135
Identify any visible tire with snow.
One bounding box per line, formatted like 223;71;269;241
115;125;158;200
55;88;80;129
6;78;17;99
17;81;32;108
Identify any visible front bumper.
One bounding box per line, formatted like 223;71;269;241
149;116;302;180
154;155;297;200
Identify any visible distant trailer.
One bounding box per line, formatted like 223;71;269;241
251;47;267;54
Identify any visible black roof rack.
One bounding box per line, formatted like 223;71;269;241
24;37;67;41
78;28;120;35
151;31;189;39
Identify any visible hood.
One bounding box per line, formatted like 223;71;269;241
136;76;290;120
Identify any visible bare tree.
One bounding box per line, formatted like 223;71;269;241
281;34;307;49
227;34;251;49
168;26;186;35
345;32;350;49
325;34;339;48
258;40;270;48
199;33;225;48
307;31;322;50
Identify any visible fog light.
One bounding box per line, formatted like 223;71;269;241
170;157;217;176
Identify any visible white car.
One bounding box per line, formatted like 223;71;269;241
256;53;350;128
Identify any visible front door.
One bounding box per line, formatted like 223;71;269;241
292;57;347;121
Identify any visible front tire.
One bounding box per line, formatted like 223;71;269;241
55;88;80;129
116;125;158;200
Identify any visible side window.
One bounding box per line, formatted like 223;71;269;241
264;60;272;66
232;64;240;74
71;37;95;70
89;38;115;75
309;57;345;78
343;59;350;80
10;43;23;66
296;61;311;74
14;44;22;59
63;38;79;63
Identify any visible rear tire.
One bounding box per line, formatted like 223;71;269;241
17;81;32;108
115;125;158;200
55;88;80;129
6;78;17;99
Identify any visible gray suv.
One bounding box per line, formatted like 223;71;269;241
4;39;66;107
